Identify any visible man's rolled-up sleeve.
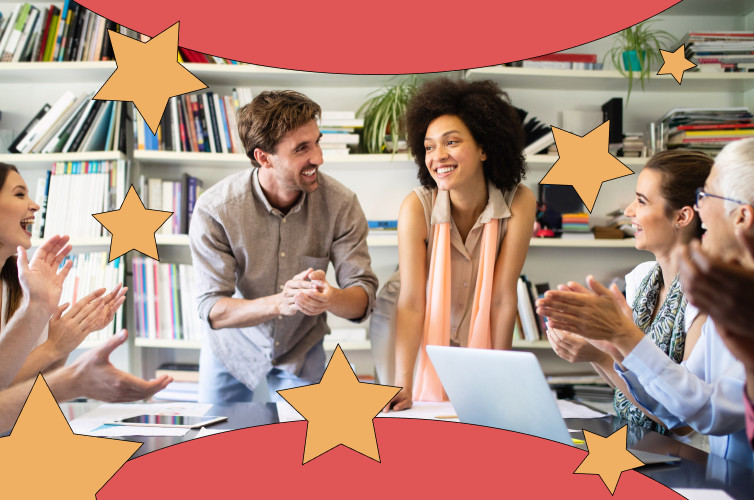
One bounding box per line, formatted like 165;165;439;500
188;202;239;325
329;194;379;323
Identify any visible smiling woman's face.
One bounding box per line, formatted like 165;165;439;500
423;114;486;191
623;168;678;254
0;170;39;256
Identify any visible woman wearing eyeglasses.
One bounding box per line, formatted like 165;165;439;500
538;140;754;465
541;150;713;434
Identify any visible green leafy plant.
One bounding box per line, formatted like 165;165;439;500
357;76;418;155
605;21;676;103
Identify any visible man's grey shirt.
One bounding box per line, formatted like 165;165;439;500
188;167;378;389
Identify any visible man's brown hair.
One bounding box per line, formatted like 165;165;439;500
237;90;321;167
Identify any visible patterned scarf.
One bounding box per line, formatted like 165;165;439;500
614;263;687;432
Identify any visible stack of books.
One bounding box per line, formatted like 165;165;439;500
622;134;645;157
508;53;601;70
131;259;202;342
153;364;200;402
134;89;251;154
318;111;363;155
683;31;754;72
9;92;127;154
561;213;592;239
0;1;131;63
662;107;754;155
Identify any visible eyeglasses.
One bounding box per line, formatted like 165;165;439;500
695;187;746;208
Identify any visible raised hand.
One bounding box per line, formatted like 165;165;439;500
16;235;73;316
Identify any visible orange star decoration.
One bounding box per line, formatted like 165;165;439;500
0;375;139;499
574;426;644;494
93;185;172;261
278;345;400;464
658;45;697;84
540;122;634;212
94;21;207;134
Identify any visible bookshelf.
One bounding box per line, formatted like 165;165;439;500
2;0;752;382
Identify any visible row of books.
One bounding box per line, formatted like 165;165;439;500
0;1;122;63
9;91;128;154
515;276;549;342
177;47;240;65
137;173;204;235
131;258;202;342
32;160;129;239
58;252;126;343
683;31;754;72
134;88;253;153
507;53;602;71
660;106;754;155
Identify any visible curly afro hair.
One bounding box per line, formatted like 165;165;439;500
404;78;526;193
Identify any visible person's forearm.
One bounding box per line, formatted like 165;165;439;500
10;343;63;386
0;301;53;389
207;295;281;329
327;286;368;320
394;306;425;389
490;297;516;350
0;365;79;433
595;355;669;429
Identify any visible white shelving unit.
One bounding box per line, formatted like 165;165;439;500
2;0;752;380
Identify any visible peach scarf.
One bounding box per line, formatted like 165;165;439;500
413;190;499;401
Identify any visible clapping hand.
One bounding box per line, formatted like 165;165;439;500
46;284;128;360
16;235;73;317
294;269;334;316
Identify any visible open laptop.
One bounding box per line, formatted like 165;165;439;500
426;345;680;463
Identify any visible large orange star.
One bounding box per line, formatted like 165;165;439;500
574;426;644;494
540;122;634;212
278;346;400;464
93;185;172;261
658;45;697;84
94;22;207;134
0;375;140;499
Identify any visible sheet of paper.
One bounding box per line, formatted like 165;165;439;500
87;426;189;437
276;401;304;423
377;401;458;421
556;399;607;419
672;489;735;500
194;427;234;439
68;402;214;436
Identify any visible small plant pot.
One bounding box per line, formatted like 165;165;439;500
622;50;646;72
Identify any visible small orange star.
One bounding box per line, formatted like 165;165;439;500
540;122;634;212
0;375;140;499
574;426;644;494
658;45;697;84
93;185;172;261
94;22;207;133
278;346;400;464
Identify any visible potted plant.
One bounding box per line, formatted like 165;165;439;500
357;76;418;155
605;21;676;103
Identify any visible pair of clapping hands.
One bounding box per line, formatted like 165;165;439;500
535;273;639;365
17;235;126;362
278;267;334;317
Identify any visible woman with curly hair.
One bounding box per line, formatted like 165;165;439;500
388;78;536;410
